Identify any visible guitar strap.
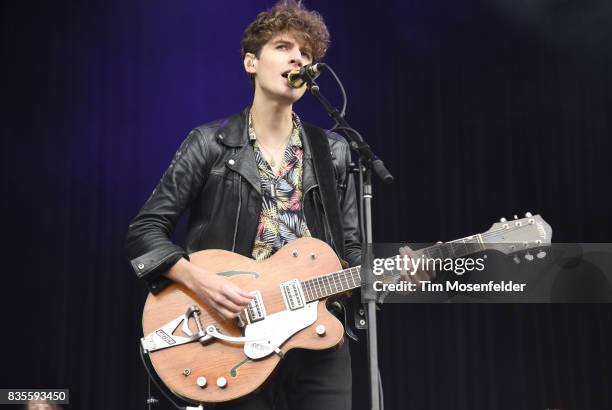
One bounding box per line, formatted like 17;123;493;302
302;123;346;262
303;124;364;339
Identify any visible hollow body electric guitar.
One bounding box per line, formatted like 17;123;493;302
141;213;551;404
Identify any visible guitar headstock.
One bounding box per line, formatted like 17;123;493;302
483;213;552;261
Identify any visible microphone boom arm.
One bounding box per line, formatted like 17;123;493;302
306;78;393;183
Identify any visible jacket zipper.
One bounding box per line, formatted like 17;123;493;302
232;175;242;252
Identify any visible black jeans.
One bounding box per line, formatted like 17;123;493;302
214;341;352;410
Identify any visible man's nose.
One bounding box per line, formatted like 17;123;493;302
289;51;305;67
289;57;303;68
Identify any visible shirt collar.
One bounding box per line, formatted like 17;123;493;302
248;111;303;148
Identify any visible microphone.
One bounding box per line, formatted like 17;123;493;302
287;63;327;88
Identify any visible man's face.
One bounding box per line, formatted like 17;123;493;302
245;32;313;104
26;402;54;410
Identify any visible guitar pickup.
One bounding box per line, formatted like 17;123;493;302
280;279;305;310
245;290;266;323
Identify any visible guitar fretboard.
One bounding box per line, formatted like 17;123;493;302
300;235;485;302
418;236;485;260
302;267;361;302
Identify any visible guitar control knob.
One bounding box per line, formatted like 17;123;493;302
514;215;518;220
537;250;547;259
316;324;326;336
513;256;521;264
500;217;507;223
217;377;227;388
196;376;207;388
525;212;532;217
524;252;534;261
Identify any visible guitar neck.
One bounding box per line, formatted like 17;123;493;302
301;234;484;302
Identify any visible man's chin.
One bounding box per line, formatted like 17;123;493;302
257;85;306;105
276;89;305;105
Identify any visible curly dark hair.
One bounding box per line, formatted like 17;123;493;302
241;0;330;82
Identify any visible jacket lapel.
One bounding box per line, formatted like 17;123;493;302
300;126;317;193
216;107;262;195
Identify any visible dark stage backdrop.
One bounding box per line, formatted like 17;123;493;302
2;0;612;409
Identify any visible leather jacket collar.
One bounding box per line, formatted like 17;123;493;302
217;107;317;194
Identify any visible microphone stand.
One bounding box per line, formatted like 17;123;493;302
305;75;393;410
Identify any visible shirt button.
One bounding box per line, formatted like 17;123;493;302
228;159;236;166
137;263;145;269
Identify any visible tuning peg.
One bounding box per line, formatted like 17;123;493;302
525;212;532;217
514;215;518;220
500;217;507;223
524;252;534;261
513;256;521;264
537;250;547;259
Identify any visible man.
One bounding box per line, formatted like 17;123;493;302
126;1;360;408
24;401;61;410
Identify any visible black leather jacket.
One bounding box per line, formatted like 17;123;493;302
125;108;361;293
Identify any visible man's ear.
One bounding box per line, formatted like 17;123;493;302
244;53;257;74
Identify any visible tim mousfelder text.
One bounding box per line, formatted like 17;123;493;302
373;280;527;293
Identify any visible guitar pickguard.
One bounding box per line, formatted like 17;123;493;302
243;301;319;359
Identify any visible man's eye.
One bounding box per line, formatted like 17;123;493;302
277;45;287;50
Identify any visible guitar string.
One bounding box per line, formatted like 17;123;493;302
301;221;547;299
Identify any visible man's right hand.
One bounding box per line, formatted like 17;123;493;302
166;258;254;320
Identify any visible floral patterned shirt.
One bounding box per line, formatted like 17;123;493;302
249;112;311;260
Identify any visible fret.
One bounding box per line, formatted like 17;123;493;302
331;274;338;293
447;241;459;259
337;272;344;293
332;271;344;293
344;269;352;290
301;267;367;303
320;275;328;296
460;239;470;257
477;233;484;247
326;275;334;295
354;267;361;287
321;276;328;296
320;277;326;297
334;274;340;292
467;240;482;255
302;281;310;301
343;271;350;291
306;279;314;301
346;268;354;289
436;244;449;259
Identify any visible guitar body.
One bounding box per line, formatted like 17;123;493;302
142;237;345;404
